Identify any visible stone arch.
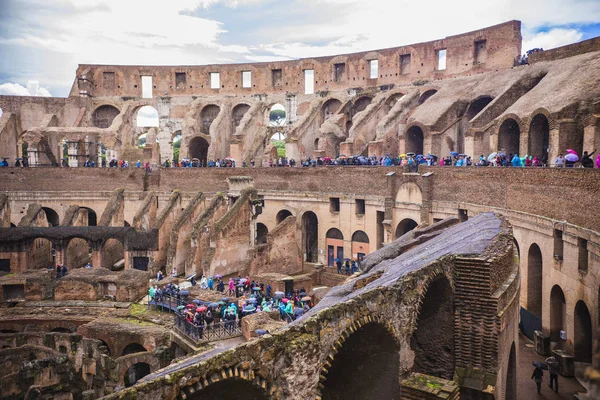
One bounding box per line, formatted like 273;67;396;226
419;89;438;104
395;182;422;204
136;105;159;128
189;136;209;165
79;207;97;226
66;237;91;268
232;103;250;132
200;104;220;133
395;218;417;239
42;207;59;227
527;243;543;318
319;317;400;400
574;300;592;362
302;211;318;263
351;230;369;262
122;342;147;356
256;223;268;245
550;285;566;343
101;238;125;269
326;228;344;240
385;92;404;112
497;117;521;155
124;362;151;387
28;237;53;270
466;96;493;120
505;342;517;400
322;98;343;124
117;352;160;387
405;125;424;155
528;113;550;160
184;376;270;400
92;105;120;128
411;273;455;379
276;209;293;225
352;96;372;115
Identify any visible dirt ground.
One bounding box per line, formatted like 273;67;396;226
517;333;586;399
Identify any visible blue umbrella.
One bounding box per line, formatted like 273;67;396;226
450;151;459;157
532;361;548;370
179;290;190;297
220;297;229;302
208;302;219;308
243;306;256;312
192;299;202;305
247;298;257;303
255;329;269;336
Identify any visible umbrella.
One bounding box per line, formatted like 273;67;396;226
208;302;219;308
334;257;341;263
186;303;195;309
220;297;229;302
301;296;311;302
281;298;289;304
487;152;498;161
294;307;304;316
399;153;406;158
215;275;223;279
217;301;226;305
532;361;548;370
243;306;256;312
196;306;207;312
255;329;269;336
185;273;196;281
274;291;284;296
564;153;578;162
236;283;245;287
252;287;261;291
177;305;185;311
179;290;190;297
450;151;459;157
240;278;247;283
406;152;416;157
566;149;577;154
192;299;202;305
458;154;468;157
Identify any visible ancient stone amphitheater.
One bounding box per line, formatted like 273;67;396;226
0;20;599;400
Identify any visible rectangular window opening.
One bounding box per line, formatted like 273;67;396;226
369;59;379;79
141;76;153;98
210;72;220;89
355;199;365;215
474;40;487;64
242;71;252;88
436;49;447;71
330;197;340;213
578;238;588;272
553;229;564;261
103;72;115;89
334;63;346;83
400;54;411;75
132;257;149;271
272;69;282;87
3;284;25;301
0;259;10;273
304;69;314;95
458;208;468;222
175;72;186;89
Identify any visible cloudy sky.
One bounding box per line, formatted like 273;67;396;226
0;0;599;98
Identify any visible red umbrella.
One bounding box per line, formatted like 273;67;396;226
186;304;195;309
196;306;207;312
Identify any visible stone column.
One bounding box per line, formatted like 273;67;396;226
67;140;80;167
285;139;300;163
91;241;103;268
368;141;383;158
27;147;40;167
583;115;599;151
464;134;475;159
53;240;67;267
229;140;243;164
339;140;354;156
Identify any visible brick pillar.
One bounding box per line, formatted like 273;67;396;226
91;240;103;268
54;240;67;267
583;115;599;152
339;141;354;156
368;141;383;158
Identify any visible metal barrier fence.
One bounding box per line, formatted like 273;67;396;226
174;313;242;343
147;294;187;313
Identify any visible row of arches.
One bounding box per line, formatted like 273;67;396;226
31;206;98;228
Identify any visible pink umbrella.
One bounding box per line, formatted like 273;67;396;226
196;306;207;312
281;298;289;304
566;149;577;155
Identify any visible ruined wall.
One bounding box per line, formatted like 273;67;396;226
249;216;302;276
529;36;600;63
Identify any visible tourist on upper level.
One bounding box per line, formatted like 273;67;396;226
511;154;522;167
554;154;564;167
581;149;596;168
136;160;141;168
171;266;177;277
208;276;214;290
157;270;163;281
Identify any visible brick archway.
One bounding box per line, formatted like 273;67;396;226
117;352;161;386
179;370;273;399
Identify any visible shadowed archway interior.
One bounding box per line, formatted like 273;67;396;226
187;379;268;400
322;322;400;400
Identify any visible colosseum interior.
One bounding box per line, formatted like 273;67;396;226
0;20;599;400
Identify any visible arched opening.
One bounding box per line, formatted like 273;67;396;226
187;379;268;400
276;210;292;225
98;339;111;356
136;133;147;149
124;362;151;388
505;342;517;400
93;105;120;129
411;275;455;379
466;96;493;120
270;132;286;159
172;132;182;164
124;221;130;227
527;243;543;318
66;237;92;269
136;106;159;128
322;99;342;124
189;137;209;166
322;322;400;400
326;228;344;267
28;238;54;270
351;231;369;263
102;238;125;269
80;207;97;226
419;89;437;105
122;343;147;356
232;103;250;132
528;114;549;160
302;212;318;263
574;300;592;363
268;104;286;126
405;126;424;155
50;327;72;333
353;96;372;115
256;223;268;245
200;105;220;133
550;285;566;344
385;93;404;113
42;207;59;227
395;218;417;239
498;118;520;155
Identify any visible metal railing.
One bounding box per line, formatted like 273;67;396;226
174;313;242;343
147;294;187;313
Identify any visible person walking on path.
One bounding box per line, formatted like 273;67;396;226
545;356;559;393
532;366;544;394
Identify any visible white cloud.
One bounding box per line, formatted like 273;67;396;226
0;80;52;97
136;106;159;128
522;28;584;52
